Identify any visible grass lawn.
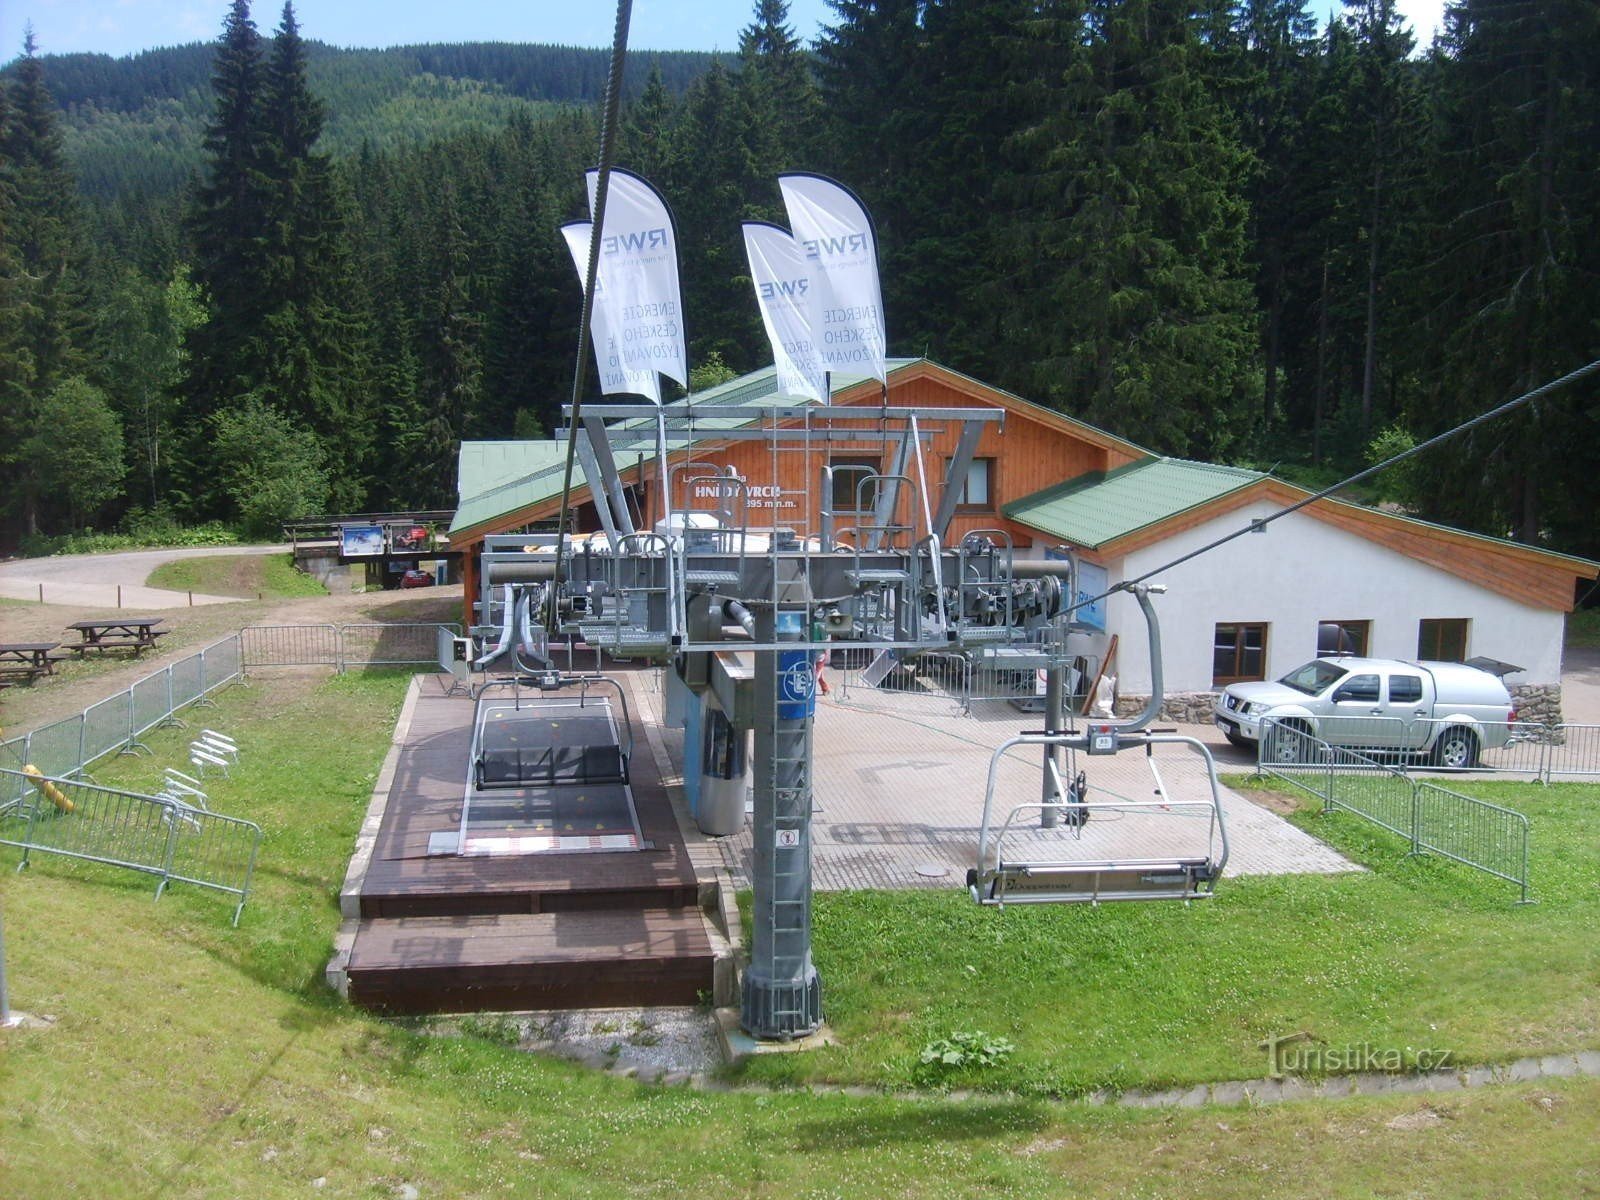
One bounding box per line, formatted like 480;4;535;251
145;553;327;600
733;778;1600;1096
2;673;1598;1197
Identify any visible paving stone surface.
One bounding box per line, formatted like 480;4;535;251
635;678;1355;890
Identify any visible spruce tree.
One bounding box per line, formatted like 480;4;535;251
185;0;273;437
663;61;765;368
994;0;1259;458
1406;0;1600;553
1343;0;1419;439
2;29;93;536
259;1;372;507
736;0;819;178
1233;0;1320;436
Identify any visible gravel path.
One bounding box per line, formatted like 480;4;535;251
0;543;288;607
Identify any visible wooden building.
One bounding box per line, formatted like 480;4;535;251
450;359;1596;710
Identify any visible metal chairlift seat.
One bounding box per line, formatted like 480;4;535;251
969;731;1230;905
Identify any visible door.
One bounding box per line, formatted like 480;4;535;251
1385;673;1432;751
1325;672;1403;749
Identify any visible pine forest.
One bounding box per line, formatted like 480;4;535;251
0;0;1595;565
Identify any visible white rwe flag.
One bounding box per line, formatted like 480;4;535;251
584;167;688;389
561;220;660;403
741;221;828;404
778;173;886;384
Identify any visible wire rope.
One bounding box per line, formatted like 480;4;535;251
549;0;634;626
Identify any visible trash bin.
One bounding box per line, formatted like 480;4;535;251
697;707;748;836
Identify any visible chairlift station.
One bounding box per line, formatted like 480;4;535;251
340;396;1233;1041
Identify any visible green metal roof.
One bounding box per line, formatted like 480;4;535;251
450;361;917;535
451;440;649;535
455;441;569;500
1004;457;1264;548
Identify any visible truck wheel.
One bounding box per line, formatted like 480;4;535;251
1267;720;1311;764
1432;725;1480;769
1223;729;1251;749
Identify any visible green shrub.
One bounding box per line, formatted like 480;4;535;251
20;518;240;558
917;1030;1016;1078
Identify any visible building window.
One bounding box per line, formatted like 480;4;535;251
1214;623;1268;685
1418;618;1468;662
828;456;880;511
949;457;995;511
1318;619;1370;657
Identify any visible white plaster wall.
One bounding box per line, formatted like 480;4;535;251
1098;499;1566;694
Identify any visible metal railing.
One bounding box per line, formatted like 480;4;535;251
1259;718;1531;901
337;623;459;667
239;623;461;672
1413;780;1531;898
0;635;243;808
1256;713;1600;782
832;637;1085;718
0;768;261;925
240;624;339;669
1528;723;1600;781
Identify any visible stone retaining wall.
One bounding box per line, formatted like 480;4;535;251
1114;692;1218;725
1510;683;1562;729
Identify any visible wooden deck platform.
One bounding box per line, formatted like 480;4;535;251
355;688;701;918
347;910;714;1014
345;676;715;1014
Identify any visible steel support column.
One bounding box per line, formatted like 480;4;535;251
1041;664;1063;828
740;604;823;1039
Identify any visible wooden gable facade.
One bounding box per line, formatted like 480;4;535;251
451;361;1149;620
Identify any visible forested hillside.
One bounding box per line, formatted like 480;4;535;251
1;0;1595;564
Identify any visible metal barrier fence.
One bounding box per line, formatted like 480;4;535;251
239;624;339;668
832;641;1087;718
338;622;458;667
1257;713;1600;782
0;634;243;808
1413;780;1531;897
240;623;461;672
1539;723;1600;780
0;768;260;924
1259;719;1532;901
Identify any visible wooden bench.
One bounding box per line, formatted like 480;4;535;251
0;641;68;682
63;619;170;656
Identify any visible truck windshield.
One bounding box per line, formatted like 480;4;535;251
1278;660;1349;696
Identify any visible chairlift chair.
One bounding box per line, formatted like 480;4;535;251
968;730;1230;905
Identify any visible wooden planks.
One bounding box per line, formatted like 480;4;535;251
345;670;717;1015
346;909;715;1014
356;686;700;919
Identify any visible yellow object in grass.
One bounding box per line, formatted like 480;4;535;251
23;764;75;813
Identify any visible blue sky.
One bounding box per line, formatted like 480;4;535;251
2;0;1447;62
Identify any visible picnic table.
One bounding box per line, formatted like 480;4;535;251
0;641;69;683
64;617;171;657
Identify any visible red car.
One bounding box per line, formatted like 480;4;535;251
399;569;435;588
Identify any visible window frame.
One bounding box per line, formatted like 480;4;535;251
827;455;881;513
1320;619;1371;657
1213;622;1269;686
1417;618;1469;663
948;456;997;513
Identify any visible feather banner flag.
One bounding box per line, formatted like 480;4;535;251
778;172;886;384
741;221;828;404
561;220;660;403
584;167;688;389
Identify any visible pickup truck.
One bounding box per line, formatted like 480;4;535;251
1213;656;1516;767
